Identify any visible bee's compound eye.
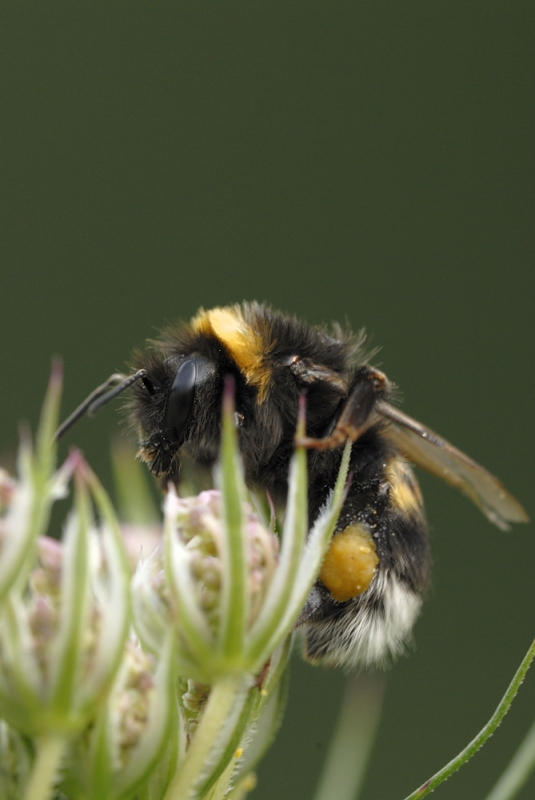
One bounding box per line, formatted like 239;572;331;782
162;356;215;443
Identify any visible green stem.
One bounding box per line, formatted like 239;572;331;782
313;674;386;800
484;717;535;800
403;636;535;800
164;675;247;800
23;734;68;800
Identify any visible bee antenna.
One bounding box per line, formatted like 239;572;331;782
55;369;148;441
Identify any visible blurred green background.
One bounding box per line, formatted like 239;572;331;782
1;4;534;798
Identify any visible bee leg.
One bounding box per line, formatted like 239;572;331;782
296;367;390;450
283;355;348;393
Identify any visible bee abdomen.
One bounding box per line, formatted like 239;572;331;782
301;456;429;669
302;572;423;669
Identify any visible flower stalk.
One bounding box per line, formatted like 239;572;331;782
22;735;67;800
163;674;252;800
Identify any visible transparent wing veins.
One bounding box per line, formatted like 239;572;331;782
376;402;529;531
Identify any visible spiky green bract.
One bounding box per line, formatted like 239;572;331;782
61;635;177;800
0;458;131;740
0;362;66;603
0;366;133;800
245;406;351;668
216;378;248;667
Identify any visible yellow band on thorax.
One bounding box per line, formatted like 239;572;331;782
191;306;271;401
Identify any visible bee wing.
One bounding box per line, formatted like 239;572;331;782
376;402;529;531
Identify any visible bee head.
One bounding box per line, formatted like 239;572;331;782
131;354;221;477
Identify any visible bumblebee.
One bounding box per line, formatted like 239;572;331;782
57;303;528;669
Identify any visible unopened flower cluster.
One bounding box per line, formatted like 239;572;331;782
172;489;278;630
